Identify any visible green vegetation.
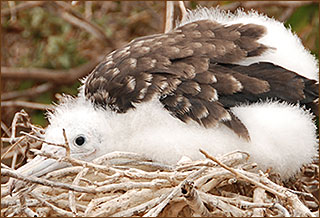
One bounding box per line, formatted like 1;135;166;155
2;2;319;127
285;3;319;58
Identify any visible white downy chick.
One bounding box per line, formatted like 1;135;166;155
11;7;318;186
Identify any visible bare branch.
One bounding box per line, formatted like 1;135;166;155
23;207;39;217
199;149;287;198
9;109;31;143
164;1;174;33
181;180;211;216
274;203;290;217
69;168;88;216
31;192;75;217
62;129;71;157
178;1;187;22
1;1;45;17
8;1;17;22
252;187;266;216
111;197;161;217
1;100;54;110
31;149;117;175
143;166;207;217
1;121;11;137
1;147;317;216
1;55;104;84
199;191;247;216
258;174;316;217
22;132;69;152
2;168;97;194
93;151;153;164
53;1;112;46
85;1;92;19
2;83;54;101
2;109;317;216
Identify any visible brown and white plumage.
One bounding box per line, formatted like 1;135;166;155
84;16;318;140
9;7;319;187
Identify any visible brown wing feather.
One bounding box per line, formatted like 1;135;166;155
85;19;317;140
217;62;319;112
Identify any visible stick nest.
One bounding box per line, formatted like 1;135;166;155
1;110;319;217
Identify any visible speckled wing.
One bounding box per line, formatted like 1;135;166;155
84;20;318;140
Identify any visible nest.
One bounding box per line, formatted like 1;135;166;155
1;110;319;217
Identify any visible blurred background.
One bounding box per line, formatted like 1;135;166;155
1;1;319;209
1;1;319;128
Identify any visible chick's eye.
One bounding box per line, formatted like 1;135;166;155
74;136;86;146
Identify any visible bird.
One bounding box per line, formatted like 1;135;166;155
11;6;319;185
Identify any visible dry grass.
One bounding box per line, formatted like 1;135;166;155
1;110;318;217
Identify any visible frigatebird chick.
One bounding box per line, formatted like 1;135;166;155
9;7;319;192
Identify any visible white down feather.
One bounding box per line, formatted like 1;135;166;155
178;7;319;81
45;97;318;180
40;7;319;181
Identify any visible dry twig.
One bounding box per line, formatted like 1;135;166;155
252;187;266;216
1;112;318;217
164;1;174;33
2;56;104;84
2;83;54;101
2;168;97;194
1;101;54;110
200;149;287;198
181;180;211;216
53;1;111;46
1;1;45;17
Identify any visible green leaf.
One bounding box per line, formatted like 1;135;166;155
285;3;318;32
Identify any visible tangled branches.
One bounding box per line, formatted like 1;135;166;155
1;112;318;217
